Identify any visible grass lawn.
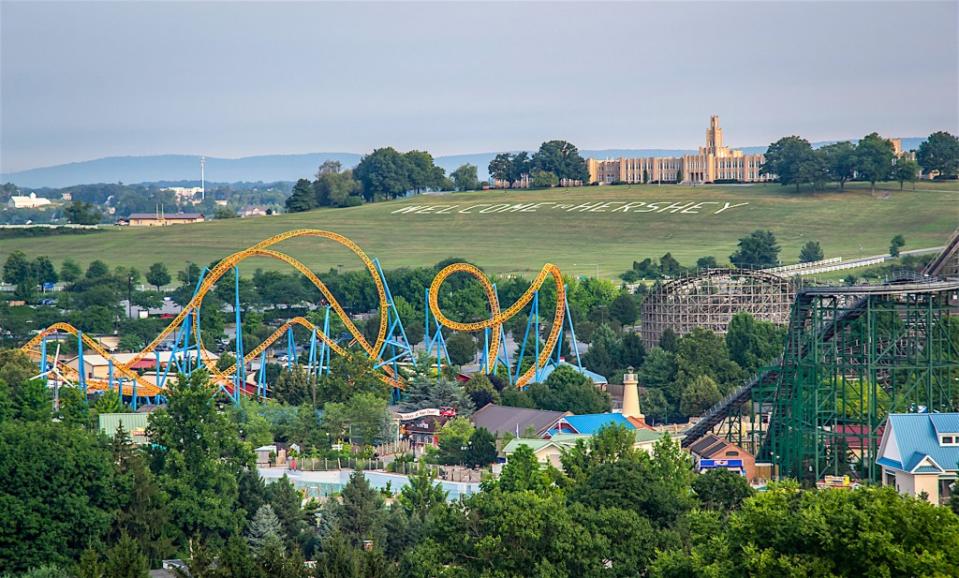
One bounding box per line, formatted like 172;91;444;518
3;181;956;280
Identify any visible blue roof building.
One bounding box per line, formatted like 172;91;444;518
876;413;959;505
546;412;636;437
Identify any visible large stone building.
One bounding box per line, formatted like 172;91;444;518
587;116;773;185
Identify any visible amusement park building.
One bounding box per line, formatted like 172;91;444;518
877;413;959;505
586;116;773;185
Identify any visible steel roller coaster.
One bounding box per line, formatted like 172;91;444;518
20;229;581;406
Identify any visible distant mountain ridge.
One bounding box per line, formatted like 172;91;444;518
2;138;926;188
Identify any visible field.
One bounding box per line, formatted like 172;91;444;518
3;181;957;279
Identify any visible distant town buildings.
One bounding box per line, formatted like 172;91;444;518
162;186;204;204
587;116;774;185
6;192;52;209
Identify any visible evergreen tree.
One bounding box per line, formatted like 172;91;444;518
246;504;284;555
799;240;824;263
102;532;149;578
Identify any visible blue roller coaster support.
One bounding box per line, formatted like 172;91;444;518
372;259;416;377
77;330;86;399
108;360;114;397
319;306;332;375
233;266;244;405
286;327;297;369
40;337;47;376
257;350;267;399
307;328;318;377
424;288;452;377
514;291;541;385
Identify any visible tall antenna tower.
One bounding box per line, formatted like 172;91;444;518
200;156;206;201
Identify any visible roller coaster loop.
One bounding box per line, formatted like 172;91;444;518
20;229;576;401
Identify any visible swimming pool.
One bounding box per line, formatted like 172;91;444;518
259;467;482;500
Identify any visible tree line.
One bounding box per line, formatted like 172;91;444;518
2;358;957;578
762;130;959;193
487;140;589;187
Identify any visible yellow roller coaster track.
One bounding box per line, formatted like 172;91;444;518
428;262;566;387
21;229;567;395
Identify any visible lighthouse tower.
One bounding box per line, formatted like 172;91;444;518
622;367;645;425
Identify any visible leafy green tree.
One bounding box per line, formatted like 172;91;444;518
657;483;959;576
444;332;476;366
109;423;174;566
679;374;721;416
488;153;513;184
799;240;824;263
85;259;110;279
761;136;819;192
659;328;679;353
0;421;116;573
890;234;906;257
435;417;475;465
676;327;743;391
609;293;638;325
463;374;499;409
2;250;32;285
894;157;920;191
531;140;589;182
856;132;896;191
353;147;411;201
695;255;719;269
285;178;316;213
64;201;102;225
464;427;497;468
450;163;480;192
526;363;611;414
495;444;553;494
692;468;755;512
147;371;254;546
146;262;171;291
60;258;82;283
570;435;693;527
730;229;780;268
530;169;558;188
819;141;858;190
640;387;670;425
917;130;959;177
314;166;362;208
32;256;58;286
725;312;784;374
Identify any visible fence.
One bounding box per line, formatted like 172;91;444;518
764;257;842;274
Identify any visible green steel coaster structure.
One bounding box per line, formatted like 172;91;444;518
684;231;959;483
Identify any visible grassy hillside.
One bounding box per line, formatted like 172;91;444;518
3;181;957;279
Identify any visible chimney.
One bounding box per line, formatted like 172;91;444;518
622;367;644;423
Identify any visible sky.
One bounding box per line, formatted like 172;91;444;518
1;1;957;173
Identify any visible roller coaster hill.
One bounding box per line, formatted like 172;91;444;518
681;228;959;483
19;229;586;411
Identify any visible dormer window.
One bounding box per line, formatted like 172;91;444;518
940;435;959;446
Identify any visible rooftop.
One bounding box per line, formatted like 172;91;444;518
470;403;569;437
877;413;959;474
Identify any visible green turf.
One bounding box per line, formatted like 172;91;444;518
3;181;956;279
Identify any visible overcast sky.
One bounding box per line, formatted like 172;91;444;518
1;1;957;173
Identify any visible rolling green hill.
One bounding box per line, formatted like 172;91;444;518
4;182;957;279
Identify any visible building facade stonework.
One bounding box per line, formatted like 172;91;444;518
587;116;773;185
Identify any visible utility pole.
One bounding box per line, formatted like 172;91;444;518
200;156;206;201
